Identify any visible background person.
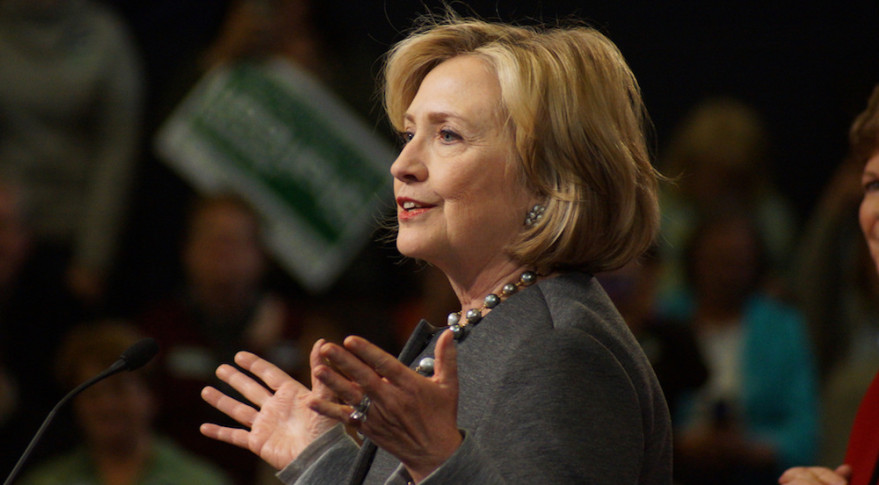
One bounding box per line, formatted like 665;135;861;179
18;320;230;485
778;86;879;485
659;206;819;484
656;97;797;300
136;193;341;484
0;0;144;308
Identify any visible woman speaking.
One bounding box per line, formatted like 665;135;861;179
200;14;672;485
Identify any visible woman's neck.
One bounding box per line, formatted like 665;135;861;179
445;260;534;315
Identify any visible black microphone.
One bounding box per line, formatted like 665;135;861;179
117;337;160;372
3;337;159;485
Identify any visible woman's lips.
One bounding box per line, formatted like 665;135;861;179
397;198;435;221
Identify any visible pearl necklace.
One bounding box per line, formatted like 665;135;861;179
446;270;538;341
415;270;538;376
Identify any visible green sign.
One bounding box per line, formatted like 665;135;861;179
155;58;394;292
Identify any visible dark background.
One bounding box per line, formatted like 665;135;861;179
111;0;879;219
104;0;879;309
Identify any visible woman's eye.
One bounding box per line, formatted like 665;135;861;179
439;129;460;143
398;131;414;147
866;180;879;193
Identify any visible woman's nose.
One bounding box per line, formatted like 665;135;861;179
390;140;427;183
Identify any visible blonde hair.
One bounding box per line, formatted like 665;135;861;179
383;16;660;273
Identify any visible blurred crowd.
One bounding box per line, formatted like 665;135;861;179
0;1;876;485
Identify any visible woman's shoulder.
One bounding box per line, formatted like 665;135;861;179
467;271;645;373
534;272;631;332
514;272;650;366
485;272;614;336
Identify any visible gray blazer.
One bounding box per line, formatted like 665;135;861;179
279;272;672;484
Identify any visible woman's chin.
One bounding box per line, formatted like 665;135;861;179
396;244;424;261
395;234;427;259
397;241;444;268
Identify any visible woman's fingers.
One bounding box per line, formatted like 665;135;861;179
317;333;458;405
201;385;259;427
318;340;391;394
309;339;335;398
433;329;458;387
235;351;296;391
216;363;274;409
219;351;305;409
308;397;358;425
331;336;417;395
199;422;251;450
313;337;402;426
343;336;406;381
312;357;364;405
778;466;848;485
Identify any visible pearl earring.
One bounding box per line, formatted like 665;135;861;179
524;204;546;226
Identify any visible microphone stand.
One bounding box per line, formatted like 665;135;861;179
3;359;129;485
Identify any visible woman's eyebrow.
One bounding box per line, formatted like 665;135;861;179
404;110;468;125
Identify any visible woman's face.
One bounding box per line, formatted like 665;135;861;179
391;56;532;273
860;150;879;274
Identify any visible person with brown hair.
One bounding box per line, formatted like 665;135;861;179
779;86;879;485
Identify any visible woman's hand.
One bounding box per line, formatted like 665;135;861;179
200;340;338;470
778;465;852;485
311;328;462;483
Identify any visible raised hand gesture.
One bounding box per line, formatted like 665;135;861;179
310;329;462;482
200;339;338;470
